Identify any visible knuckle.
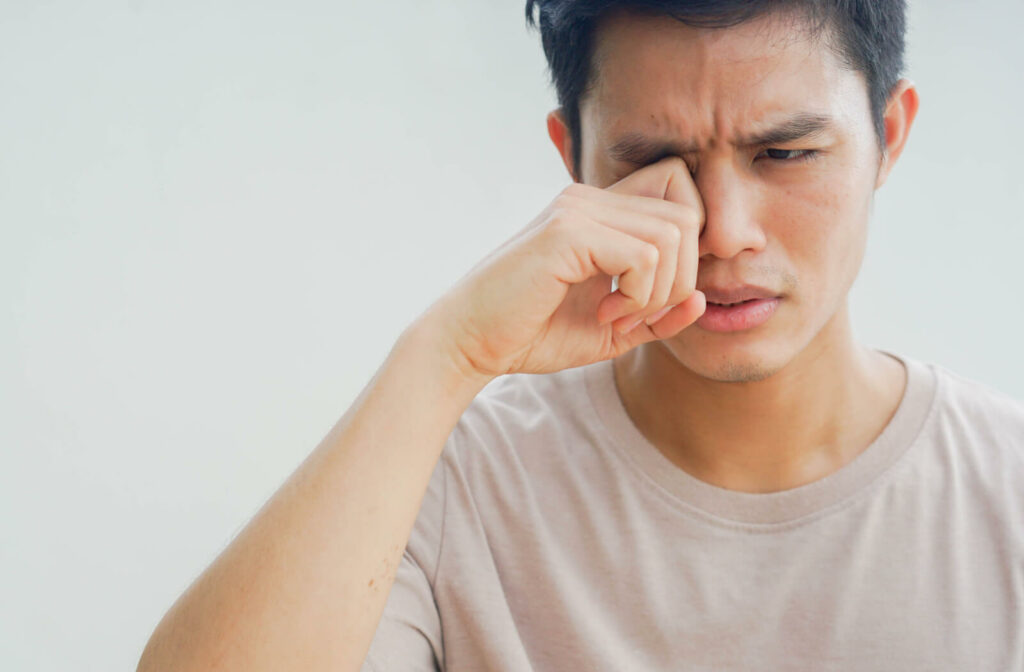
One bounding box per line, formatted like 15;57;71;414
661;223;682;248
544;208;579;238
639;243;659;269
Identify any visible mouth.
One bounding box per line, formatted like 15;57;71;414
708;298;761;307
696;288;782;333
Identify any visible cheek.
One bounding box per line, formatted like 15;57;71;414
768;166;870;295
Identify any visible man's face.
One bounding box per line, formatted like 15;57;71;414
578;10;887;382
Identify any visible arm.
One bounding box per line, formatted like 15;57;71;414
138;155;705;671
136;314;493;672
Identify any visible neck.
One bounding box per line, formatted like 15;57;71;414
612;305;906;493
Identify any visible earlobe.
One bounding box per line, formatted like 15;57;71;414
875;79;920;189
546;108;579;182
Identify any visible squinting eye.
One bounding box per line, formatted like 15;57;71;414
761;148;817;161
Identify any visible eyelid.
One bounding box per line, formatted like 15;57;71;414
757;148;819;161
612;148;817;180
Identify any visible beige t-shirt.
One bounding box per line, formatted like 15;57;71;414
361;352;1024;671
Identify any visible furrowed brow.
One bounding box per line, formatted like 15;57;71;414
606;112;835;165
735;113;835;147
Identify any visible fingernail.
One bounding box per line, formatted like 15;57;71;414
645;305;674;325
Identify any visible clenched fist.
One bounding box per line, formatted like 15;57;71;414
425;155;707;380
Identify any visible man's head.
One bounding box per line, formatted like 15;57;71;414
526;0;918;382
526;0;908;181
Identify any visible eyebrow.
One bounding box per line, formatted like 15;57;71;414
606;112;835;164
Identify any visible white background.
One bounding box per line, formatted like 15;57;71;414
2;1;1022;669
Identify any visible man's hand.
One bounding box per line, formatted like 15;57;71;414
425;155;707;379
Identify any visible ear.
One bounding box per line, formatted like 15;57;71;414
546;108;580;182
875;78;920;189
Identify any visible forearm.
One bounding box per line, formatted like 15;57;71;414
137;316;492;672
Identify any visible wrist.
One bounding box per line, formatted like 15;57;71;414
395;308;496;403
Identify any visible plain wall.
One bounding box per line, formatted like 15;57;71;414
1;1;1021;669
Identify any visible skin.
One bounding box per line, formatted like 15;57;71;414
546;9;920;493
136;11;922;669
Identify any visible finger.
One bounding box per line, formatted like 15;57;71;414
645;290;706;338
601;157;704;323
596;206;697;331
607;208;698;334
561;181;699;230
616;290;706;345
544;210;659;311
607;156;706;237
561;200;679;326
659;160;704;301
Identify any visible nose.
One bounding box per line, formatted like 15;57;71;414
695;164;768;260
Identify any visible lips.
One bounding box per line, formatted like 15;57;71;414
696;285;782;332
699;285;780;305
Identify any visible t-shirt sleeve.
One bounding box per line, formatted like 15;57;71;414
359;440;450;672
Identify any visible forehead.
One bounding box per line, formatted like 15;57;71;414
583;9;865;145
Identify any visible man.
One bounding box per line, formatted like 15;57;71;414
138;1;1024;670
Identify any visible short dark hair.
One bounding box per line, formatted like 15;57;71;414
524;0;906;180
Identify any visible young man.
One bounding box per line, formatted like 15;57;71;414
138;1;1024;670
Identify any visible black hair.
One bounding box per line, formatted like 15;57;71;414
524;0;906;180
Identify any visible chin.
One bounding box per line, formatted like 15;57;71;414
663;330;795;384
694;360;782;383
660;294;846;383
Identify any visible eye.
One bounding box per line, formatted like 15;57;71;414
759;148;818;162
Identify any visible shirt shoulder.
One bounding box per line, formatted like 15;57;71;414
915;360;1024;517
927;361;1024;447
